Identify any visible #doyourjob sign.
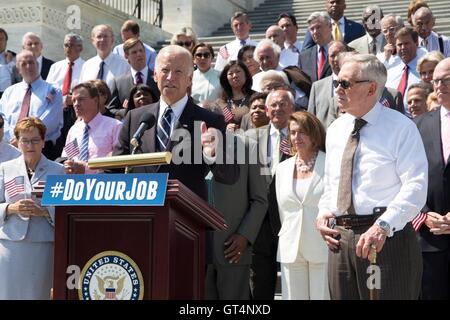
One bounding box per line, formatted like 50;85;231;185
41;173;168;206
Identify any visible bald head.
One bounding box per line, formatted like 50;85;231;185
265;25;285;48
16;50;39;83
433;57;450;108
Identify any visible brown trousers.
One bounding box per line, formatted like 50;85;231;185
328;223;422;300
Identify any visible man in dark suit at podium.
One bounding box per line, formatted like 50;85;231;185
113;45;238;200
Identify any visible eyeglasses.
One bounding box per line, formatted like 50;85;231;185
64;43;81;48
431;78;450;86
19;138;42;145
194;52;211;59
333;79;371;90
382;27;397;34
176;41;192;47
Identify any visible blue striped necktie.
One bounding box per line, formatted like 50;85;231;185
157;108;173;151
79;124;90;161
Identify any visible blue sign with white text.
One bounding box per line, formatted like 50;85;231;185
41;173;169;206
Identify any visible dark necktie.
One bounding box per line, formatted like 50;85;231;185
370;39;377;55
336;118;367;214
397;64;409;98
62;61;74;96
240;40;246;47
19;84;32;121
317;46;325;80
157;107;173;151
97;61;105;80
79;124;90;161
135;71;143;84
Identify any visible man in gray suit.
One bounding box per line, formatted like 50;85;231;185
206;136;268;300
108;38;159;117
348;5;385;55
246;89;295;299
308;40;354;129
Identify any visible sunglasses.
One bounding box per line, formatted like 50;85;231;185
176;41;192;47
333;79;371;90
194;52;211;59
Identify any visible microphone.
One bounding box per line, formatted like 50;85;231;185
130;113;156;148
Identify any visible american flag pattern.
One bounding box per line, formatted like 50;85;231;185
63;139;80;159
222;106;234;123
5;176;25;198
280;137;291;155
46;88;56;103
380;97;390;108
412;212;428;231
219;45;229;60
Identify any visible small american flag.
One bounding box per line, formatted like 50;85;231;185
412;212;428;231
222;106;234;123
219;45;229;60
280;137;291;155
5;176;25;199
46;88;56;103
380;97;390;108
63;139;80;159
123;99;129;109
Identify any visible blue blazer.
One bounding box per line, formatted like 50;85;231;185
301;17;365;51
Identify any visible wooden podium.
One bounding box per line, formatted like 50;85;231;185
52;180;226;300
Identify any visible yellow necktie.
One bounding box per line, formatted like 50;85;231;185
333;21;342;41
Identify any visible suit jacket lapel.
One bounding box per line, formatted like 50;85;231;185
139;103;159;173
32;156;48;185
302;151;324;203
428;109;444;169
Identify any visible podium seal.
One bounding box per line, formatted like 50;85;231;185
78;250;144;300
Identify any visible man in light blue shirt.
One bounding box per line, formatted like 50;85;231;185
0;50;63;160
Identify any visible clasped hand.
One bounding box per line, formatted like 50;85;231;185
8;199;47;217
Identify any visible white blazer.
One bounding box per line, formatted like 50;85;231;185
0;155;64;241
275;151;328;264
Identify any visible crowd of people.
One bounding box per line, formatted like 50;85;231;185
0;0;449;300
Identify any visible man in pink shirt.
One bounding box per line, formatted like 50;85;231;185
62;81;122;174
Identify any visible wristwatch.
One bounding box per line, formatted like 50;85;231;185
375;219;392;237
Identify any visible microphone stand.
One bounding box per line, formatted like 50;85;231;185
125;140;141;174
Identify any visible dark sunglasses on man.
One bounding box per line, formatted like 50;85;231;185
333;79;371;90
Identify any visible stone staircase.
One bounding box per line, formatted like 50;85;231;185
159;0;450;54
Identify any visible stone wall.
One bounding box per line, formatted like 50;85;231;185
162;0;265;37
0;0;171;61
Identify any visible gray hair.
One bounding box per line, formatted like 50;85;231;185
64;33;83;44
170;26;198;46
155;45;194;76
22;32;41;46
381;14;404;27
343;54;387;100
307;11;331;26
266;88;295;106
260;70;289;86
253;39;281;63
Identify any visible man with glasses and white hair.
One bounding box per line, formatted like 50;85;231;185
413;57;450;299
412;7;450;57
317;54;427;299
79;24;129;90
376;14;404;70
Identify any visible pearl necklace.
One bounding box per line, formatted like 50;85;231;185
295;152;318;173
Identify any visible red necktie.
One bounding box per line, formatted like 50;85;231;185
62;61;74;96
317;46;325;80
397;64;409;98
19;84;32;121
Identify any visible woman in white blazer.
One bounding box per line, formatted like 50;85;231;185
273;111;329;300
0;117;64;299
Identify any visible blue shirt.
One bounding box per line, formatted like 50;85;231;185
0;77;63;143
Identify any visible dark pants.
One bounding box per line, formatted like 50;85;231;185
205;263;250;300
250;218;278;300
421;250;450;299
328;223;422;300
